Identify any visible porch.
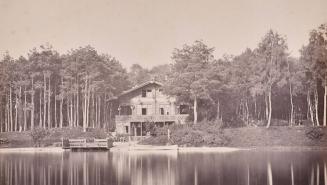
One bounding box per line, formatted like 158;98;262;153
115;114;188;124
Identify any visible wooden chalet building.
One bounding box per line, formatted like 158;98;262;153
109;81;188;137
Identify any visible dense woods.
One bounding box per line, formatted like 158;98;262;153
0;46;131;132
0;23;326;132
165;24;327;127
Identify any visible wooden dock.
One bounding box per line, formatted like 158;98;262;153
62;138;113;150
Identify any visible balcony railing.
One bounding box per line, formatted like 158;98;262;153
115;114;188;123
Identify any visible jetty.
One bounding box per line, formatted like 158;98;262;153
62;138;113;150
128;144;178;151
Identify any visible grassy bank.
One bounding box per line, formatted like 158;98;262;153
141;124;327;147
0;127;107;148
1;125;327;148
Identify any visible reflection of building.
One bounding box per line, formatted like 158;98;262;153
109;81;188;136
111;152;177;185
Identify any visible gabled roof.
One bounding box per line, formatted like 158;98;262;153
108;81;163;101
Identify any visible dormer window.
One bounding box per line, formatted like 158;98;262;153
142;89;152;97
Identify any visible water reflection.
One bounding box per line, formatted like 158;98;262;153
0;150;327;185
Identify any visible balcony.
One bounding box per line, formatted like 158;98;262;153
115;114;188;123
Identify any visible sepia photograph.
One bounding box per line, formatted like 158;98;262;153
0;0;327;184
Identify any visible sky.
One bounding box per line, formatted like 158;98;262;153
0;0;326;69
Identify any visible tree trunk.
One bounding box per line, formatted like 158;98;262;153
308;91;314;126
70;95;73;127
324;85;327;127
77;88;79;127
60;77;63;128
266;88;272;128
289;82;294;126
245;99;249;126
99;95;102;128
43;74;47;128
31;77;34;130
5;94;9;132
193;97;197;124
72;94;75;127
216;99;220;121
94;94;97;128
83;77;88;132
314;87;320;126
109;102;112;131
86;84;90;128
74;92;77;127
39;89;42;128
48;76;51;128
67;99;70;127
54;89;57;128
18;86;23;132
24;86;27;131
254;96;257;120
265;95;269;120
9;86;13;132
15;93;18;131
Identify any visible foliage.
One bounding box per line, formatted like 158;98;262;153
144;122;156;136
305;127;324;140
142;121;230;147
165;40;214;124
29;127;50;147
1;23;327;134
0;45;130;132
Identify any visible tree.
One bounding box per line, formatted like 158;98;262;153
206;57;231;122
230;49;257;125
165;41;213;124
302;24;327;126
128;64;151;86
284;57;306;126
253;30;289;128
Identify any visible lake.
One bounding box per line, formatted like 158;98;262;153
0;149;326;185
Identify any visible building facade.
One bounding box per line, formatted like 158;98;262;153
110;81;188;136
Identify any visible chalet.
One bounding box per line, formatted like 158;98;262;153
109;81;188;138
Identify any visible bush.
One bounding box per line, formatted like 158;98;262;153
144;122;156;136
29;128;50;147
170;122;229;146
306;127;324;140
141;121;230;147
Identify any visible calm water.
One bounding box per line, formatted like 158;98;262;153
0;149;327;185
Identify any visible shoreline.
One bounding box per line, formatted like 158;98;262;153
1;145;327;153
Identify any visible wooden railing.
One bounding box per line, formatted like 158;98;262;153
115;114;188;123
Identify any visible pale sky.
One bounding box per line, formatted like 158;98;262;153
0;0;326;68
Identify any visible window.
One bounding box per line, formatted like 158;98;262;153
146;89;152;97
142;108;147;115
160;108;164;115
142;90;146;97
125;126;129;133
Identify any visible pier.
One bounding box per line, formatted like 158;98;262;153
62;138;113;150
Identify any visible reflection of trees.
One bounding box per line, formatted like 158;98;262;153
267;161;273;185
1;151;327;185
324;162;327;185
111;151;178;185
